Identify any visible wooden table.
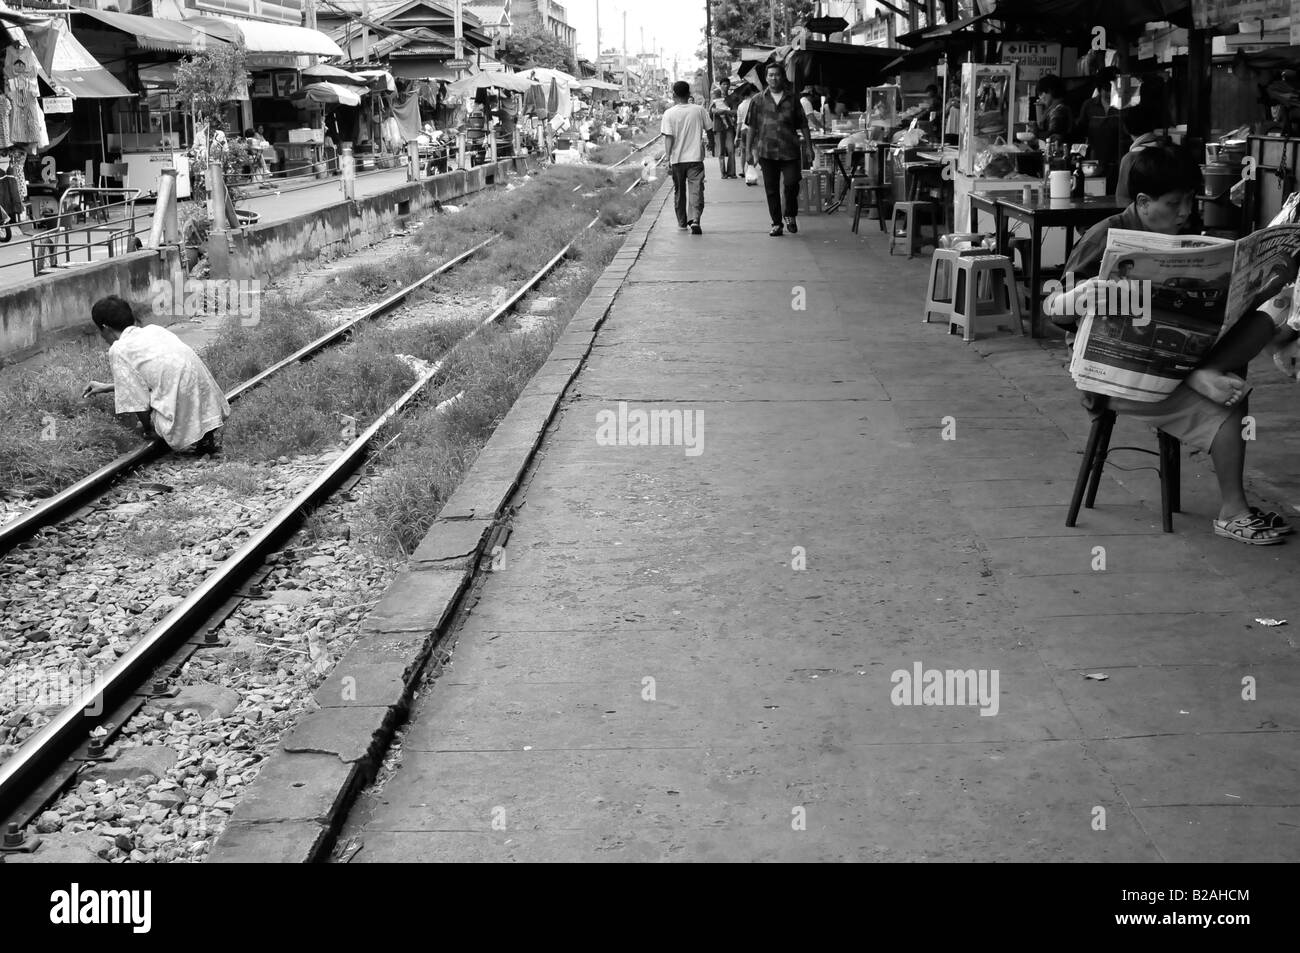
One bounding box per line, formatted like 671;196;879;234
970;191;1125;336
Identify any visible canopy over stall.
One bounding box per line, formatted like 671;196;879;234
298;81;363;107
186;16;344;58
787;37;903;91
302;63;369;85
30;21;132;99
74;8;217;54
444;71;535;96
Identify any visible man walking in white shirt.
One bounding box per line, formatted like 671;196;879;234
660;80;712;235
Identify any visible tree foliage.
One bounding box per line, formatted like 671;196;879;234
498;28;577;74
174;42;249;130
711;0;816;54
702;0;816;85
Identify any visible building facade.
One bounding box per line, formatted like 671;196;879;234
512;0;574;55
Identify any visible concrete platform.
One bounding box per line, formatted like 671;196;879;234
339;156;1300;863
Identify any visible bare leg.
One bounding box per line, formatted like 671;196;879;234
1209;403;1249;521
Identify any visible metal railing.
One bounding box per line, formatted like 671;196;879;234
0;191;152;279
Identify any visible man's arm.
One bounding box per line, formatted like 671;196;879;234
662;133;675;162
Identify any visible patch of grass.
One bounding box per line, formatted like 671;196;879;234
201;296;329;391
0;341;142;497
195;462;262;496
120;521;184;556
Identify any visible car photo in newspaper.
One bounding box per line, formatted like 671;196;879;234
1069;223;1300;401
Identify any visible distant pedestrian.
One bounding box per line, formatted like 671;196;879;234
661;80;711;235
82;296;230;454
710;78;737;179
746;63;813;236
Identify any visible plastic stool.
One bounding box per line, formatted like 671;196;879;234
949;255;1023;341
889;201;941;258
851;180;891;233
923;247;986;324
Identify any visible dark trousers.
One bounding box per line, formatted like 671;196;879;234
759;158;801;225
671;161;705;225
715;126;735;177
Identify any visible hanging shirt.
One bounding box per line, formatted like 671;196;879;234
110;325;230;450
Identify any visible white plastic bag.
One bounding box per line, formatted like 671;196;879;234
745;163;759;185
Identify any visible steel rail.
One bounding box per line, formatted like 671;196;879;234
0;235;498;555
0;214;597;828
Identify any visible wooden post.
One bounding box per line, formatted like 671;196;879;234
1186;28;1208;149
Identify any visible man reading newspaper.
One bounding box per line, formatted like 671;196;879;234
1047;146;1300;545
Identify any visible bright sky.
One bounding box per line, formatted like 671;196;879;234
567;0;706;79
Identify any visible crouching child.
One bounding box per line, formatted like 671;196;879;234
82;295;230;454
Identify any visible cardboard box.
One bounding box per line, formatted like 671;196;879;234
288;128;323;144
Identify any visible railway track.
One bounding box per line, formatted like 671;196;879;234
0;189;633;854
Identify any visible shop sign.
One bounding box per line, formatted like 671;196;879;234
42;96;74;114
274;72;300;98
446;58;472;70
1000;41;1060;82
252;75;274;98
1193;0;1288;29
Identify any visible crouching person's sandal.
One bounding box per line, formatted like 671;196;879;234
1214;513;1286;545
1250;506;1293;535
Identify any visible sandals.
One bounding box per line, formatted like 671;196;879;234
1250;506;1294;535
1214;512;1285;545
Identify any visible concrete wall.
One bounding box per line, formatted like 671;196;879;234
225;158;523;286
0;156;535;362
0;247;185;362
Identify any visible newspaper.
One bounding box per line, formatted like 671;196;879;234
1069;224;1300;401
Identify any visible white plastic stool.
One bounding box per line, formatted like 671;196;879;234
950;255;1023;341
923;248;962;324
923;247;988;324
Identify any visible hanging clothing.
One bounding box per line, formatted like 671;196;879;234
392;92;422;143
5;45;48;150
0;92;10;149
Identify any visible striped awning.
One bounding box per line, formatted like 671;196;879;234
75;9;216;54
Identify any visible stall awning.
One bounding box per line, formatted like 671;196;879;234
188;16;343;58
32;22;133;99
299;81;362;107
75;9;216;54
302;64;369;86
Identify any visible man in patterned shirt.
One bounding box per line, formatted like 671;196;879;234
745;62;814;237
82;296;230;454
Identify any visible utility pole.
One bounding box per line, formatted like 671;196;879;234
705;0;714;90
622;10;628;94
453;0;465;78
362;0;369;64
596;0;602;73
769;0;776;45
